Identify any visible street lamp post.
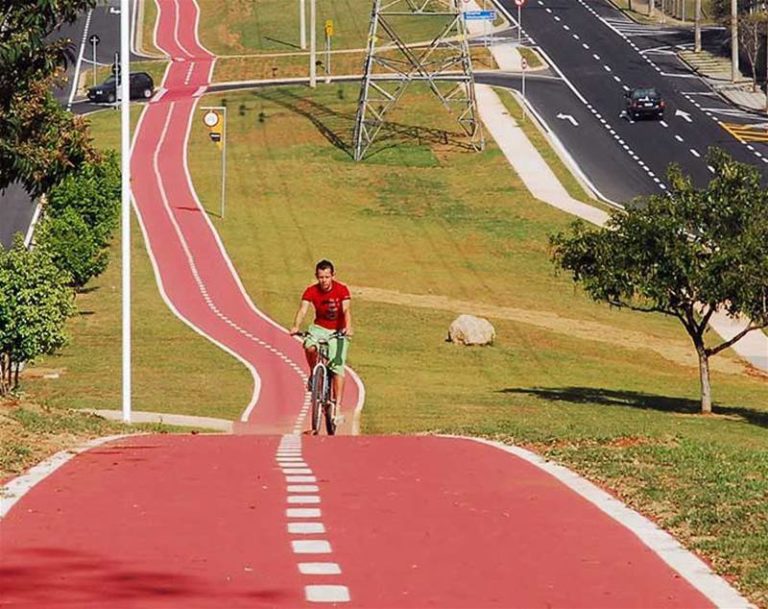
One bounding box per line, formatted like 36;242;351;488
120;0;131;423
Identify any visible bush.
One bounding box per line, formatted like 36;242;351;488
46;151;120;247
36;207;108;288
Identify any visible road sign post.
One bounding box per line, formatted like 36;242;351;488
325;19;333;82
521;55;527;122
89;34;100;87
515;0;526;43
201;107;228;218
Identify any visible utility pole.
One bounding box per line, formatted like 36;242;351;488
731;0;739;83
648;0;655;18
309;0;317;87
694;0;701;52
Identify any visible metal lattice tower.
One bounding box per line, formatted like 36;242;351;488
352;0;485;161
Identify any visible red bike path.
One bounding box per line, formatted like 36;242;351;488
0;435;731;608
0;1;750;607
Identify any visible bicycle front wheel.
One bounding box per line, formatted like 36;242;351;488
310;366;326;435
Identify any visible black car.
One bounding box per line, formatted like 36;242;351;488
624;87;665;120
87;72;154;104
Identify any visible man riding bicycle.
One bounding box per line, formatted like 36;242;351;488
289;259;353;424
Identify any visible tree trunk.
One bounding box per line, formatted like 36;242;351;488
696;346;713;414
649;0;655;18
0;353;8;396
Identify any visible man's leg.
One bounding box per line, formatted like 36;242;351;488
332;373;345;411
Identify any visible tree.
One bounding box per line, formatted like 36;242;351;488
0;235;75;395
36;207;108;289
0;1;97;196
739;11;768;91
550;150;768;414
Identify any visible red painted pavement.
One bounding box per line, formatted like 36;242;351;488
131;0;360;433
1;435;717;607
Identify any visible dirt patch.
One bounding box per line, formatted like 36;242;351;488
352;285;753;377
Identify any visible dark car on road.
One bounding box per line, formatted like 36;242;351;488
624;87;665;121
87;72;154;104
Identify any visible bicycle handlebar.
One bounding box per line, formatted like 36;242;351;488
291;330;350;342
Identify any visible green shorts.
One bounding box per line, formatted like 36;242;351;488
303;324;349;376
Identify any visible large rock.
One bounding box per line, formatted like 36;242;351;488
448;314;495;346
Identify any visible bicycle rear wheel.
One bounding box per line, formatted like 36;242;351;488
310;366;326;435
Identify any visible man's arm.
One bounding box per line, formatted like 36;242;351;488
289;300;311;335
342;299;353;336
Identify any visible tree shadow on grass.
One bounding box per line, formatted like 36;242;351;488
499;386;768;430
250;88;478;158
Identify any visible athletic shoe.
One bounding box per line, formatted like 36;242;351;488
333;412;345;426
306;377;312;392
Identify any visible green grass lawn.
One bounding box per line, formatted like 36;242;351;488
197;0;468;55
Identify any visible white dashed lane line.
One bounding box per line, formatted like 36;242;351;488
675;134;684;142
278;435;350;603
690;149;701;158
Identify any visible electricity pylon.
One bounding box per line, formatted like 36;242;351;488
352;0;484;161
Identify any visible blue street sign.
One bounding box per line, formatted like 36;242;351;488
464;10;496;20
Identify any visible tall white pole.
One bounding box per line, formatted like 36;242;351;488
310;0;317;87
120;0;131;423
300;0;307;50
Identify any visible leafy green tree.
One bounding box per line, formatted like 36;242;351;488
36;207;108;289
550;150;768;414
46;152;121;246
0;235;75;395
1;1;97;196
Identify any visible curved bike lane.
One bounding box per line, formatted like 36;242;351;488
131;0;361;434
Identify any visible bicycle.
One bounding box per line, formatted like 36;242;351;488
293;330;349;436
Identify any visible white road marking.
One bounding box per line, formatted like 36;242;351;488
288;485;320;493
282;468;313;474
286;475;317;483
675;135;684;142
659;121;668;128
305;585;350;603
288;495;321;504
299;563;342;575
690;149;701;158
292;540;332;554
288;522;326;534
287;508;322;518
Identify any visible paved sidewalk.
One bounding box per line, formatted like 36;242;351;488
679;49;768;115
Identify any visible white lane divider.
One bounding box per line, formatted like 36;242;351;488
278;435;349;604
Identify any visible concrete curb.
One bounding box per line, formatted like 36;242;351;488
84;409;233;432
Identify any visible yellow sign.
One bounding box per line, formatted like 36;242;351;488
203;110;223;150
325;19;334;37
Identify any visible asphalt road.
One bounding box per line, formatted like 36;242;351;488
496;0;768;203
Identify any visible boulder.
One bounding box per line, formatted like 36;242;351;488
448;314;495;346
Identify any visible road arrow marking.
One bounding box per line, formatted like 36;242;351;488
557;113;579;126
675;109;693;123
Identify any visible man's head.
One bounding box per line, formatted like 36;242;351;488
315;259;335;291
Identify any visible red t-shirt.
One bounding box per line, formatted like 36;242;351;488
302;281;351;330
